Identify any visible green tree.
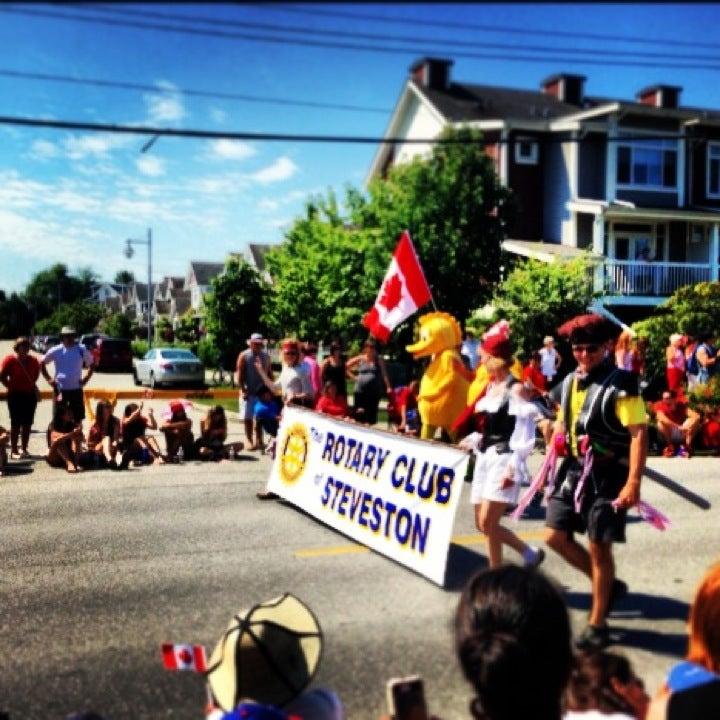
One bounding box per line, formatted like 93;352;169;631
204;257;268;368
0;291;32;337
491;257;596;360
34;300;105;335
361;125;515;327
262;192;387;345
101;312;133;339
114;270;135;285
632;281;720;379
263;127;513;352
24;264;94;321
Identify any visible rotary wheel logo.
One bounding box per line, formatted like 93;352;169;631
279;423;309;484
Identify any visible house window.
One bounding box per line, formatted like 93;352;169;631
514;137;538;165
616;138;677;190
707;142;720;198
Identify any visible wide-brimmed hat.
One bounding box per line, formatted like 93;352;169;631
248;333;265;345
206;594;323;712
60;325;77;336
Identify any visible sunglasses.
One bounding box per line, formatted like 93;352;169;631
572;344;601;354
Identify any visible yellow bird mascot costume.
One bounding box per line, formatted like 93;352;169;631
406;312;469;441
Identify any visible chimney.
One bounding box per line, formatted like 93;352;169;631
409;57;454;91
541;73;586;105
636;84;682;109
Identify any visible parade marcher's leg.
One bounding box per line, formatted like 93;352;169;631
476;500;542;568
545;528;593;578
588;540;615;627
10;425;20;457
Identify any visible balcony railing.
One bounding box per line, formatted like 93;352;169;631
601;260;712;297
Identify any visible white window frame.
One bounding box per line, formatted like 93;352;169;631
615;135;678;193
707;141;720;199
514;136;538;165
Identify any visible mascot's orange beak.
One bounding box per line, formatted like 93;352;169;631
406;335;435;358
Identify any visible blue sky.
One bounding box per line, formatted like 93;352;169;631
0;2;719;292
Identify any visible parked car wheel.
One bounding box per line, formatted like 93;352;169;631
133;370;141;386
149;372;158;389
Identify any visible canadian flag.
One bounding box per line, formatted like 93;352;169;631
161;643;208;672
362;231;433;342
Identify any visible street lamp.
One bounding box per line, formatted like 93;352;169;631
125;228;153;348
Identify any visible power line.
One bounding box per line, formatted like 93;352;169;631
0;67;390;115
0;113;699;146
3;6;720;72
248;2;720;52
62;2;720;65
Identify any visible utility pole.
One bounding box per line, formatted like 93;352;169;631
125;228;153;347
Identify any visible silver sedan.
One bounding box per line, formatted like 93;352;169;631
133;348;205;388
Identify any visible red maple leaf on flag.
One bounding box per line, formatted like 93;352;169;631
379;273;403;311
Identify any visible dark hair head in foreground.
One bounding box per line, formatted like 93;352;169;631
455;565;572;720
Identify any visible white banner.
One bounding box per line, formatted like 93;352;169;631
266;407;470;585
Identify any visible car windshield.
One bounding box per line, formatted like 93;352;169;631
159;350;197;360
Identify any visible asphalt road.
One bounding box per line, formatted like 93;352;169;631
1;340;719;718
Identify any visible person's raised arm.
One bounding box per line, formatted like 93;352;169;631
236;352;247;392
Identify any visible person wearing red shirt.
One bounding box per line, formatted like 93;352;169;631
654;390;701;457
0;336;41;458
522;352;548;393
315;381;349;418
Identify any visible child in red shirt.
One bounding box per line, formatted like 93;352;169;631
315;381;349;418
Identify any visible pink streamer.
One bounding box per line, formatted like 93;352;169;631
511;443;558;522
611;498;671;531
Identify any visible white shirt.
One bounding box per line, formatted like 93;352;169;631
539;346;559;378
43;343;93;390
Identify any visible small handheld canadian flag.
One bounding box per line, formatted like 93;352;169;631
161;643;208;672
363;230;433;343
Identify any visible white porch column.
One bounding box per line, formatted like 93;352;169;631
592;214;605;293
711;223;719;281
605;117;618;201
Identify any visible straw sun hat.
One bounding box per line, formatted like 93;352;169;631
206;594;323;712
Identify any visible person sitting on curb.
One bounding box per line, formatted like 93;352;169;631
119;402;164;466
46;403;83;473
653;389;701;457
160;401;194;461
195;405;242;460
85;400;121;469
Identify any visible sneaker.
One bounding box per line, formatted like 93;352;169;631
609;578;629;613
525;548;546;569
676;445;691;458
662;444;676;458
575;624;611;651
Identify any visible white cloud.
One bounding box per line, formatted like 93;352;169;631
0;209;86;261
210;107;228;124
63;133;131;160
145;81;186;123
251;156;298;184
29;139;59;160
268;217;293;230
210;139;256;161
136;155;166;177
257;198;279;211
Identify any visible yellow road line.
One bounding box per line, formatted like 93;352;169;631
294;529;548;558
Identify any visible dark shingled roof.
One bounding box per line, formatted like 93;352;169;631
190;261;224;285
417;80;585;123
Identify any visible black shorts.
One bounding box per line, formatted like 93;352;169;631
545;457;628;544
55;388;85;422
7;391;38;427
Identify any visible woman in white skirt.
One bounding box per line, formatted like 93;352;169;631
459;330;545;569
